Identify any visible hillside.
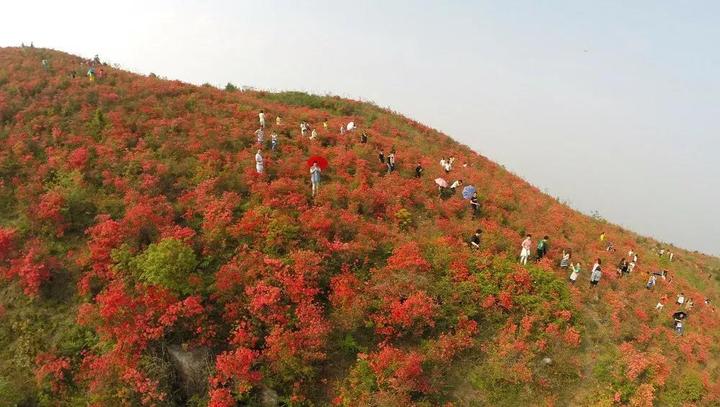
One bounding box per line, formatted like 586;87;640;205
1;47;719;406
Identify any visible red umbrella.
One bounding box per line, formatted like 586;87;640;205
307;156;328;170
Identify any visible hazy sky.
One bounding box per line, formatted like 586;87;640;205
3;1;719;255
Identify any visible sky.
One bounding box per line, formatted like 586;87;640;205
2;0;719;255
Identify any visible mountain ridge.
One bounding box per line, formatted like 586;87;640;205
1;46;719;406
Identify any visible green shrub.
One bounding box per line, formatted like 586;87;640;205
394;208;414;230
132;238;198;295
658;372;706;405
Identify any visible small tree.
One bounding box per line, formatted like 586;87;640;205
132;238;198;295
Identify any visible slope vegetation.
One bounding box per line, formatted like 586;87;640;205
1;47;719;406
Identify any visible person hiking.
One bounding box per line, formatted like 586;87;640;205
360;132;368;144
590;259;602;287
470;192;480;217
440;157;453;173
255;150;264;174
617;258;629;277
600;232;605;242
536;236;549;260
271;133;278;151
569;262;581;284
255;128;264;145
300;121;308;137
469;229;482;249
386;152;396;173
276;115;282;126
259;110;266;128
449;179;463;193
310;128;318;140
87;67;96;82
676;293;685;305
672;311;687;336
378;150;385;164
656;295;667;311
560;250;571;269
646;274;657;289
310;162;321;196
520;234;532;265
415;162;424;178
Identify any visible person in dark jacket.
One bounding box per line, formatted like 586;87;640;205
415;162;423;178
470;192;480;217
536;235;549;260
469;229;482;249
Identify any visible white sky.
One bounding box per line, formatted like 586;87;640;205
3;0;719;255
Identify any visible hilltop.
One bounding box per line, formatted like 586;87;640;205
1;47;719;406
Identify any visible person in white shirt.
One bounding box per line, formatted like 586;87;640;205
560;250;571;268
258;110;266;128
310;128;318;140
255;150;264;174
569;262;581;283
310;163;321;196
255;128;264;145
520;235;532;265
387;152;396;173
590;259;602;287
676;293;685;305
449;179;463;193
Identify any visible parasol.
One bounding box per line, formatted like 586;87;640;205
462;185;476;199
434;178;448;188
306;156;328;170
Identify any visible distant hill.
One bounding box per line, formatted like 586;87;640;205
1;47;719;406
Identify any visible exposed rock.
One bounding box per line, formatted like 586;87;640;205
260;385;280;407
167;345;212;399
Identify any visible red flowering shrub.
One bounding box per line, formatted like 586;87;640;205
6;243;52;297
35;353;71;393
68;146;89;169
